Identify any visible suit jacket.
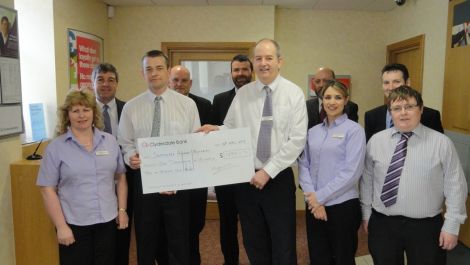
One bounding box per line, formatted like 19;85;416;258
306;97;359;129
188;93;213;125
116;98;126;121
364;104;444;142
212;88;236;125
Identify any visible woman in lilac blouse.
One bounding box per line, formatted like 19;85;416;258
299;80;366;265
37;90;128;265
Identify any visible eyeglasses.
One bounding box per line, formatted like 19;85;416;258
390;104;419;113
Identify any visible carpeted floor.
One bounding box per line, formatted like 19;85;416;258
128;212;369;265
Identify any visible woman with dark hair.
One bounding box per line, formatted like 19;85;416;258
299;80;366;265
37;90;128;265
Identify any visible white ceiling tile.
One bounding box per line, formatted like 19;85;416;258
263;0;317;9
315;0;375;11
99;0;398;11
103;0;154;6
208;0;262;6
152;0;207;5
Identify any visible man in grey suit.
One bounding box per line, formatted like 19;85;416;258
306;67;358;129
91;63;130;265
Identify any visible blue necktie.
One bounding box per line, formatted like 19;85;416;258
103;105;112;134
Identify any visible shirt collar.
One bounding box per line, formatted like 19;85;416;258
390;123;423;139
321;113;348;128
64;127;105;148
146;88;169;103
96;98;116;109
256;74;281;93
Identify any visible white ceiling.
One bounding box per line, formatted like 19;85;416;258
100;0;399;12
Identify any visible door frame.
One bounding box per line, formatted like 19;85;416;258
386;34;425;93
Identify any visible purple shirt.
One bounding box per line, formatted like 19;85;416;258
299;114;365;206
37;129;125;226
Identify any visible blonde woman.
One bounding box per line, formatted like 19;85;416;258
37;90;128;265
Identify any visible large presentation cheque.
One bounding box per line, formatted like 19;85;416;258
137;128;255;194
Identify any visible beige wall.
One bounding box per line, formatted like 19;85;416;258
53;0;108;105
384;0;448;111
0;2;452;263
0;4;19;265
276;8;387;124
108;5;275;101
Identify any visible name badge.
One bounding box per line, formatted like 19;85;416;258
261;116;273;121
332;133;345;139
96;150;109;156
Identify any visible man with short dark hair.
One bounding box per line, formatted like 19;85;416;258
306;67;358;129
360;85;467;265
91;63;131;265
212;54;253;265
118;50;200;265
364;63;443;141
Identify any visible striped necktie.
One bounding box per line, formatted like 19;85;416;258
103;104;112;134
151;96;162;137
380;132;413;207
256;86;272;163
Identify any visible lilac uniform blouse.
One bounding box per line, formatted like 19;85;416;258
299;114;366;206
37;128;125;226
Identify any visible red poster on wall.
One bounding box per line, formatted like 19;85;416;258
68;29;103;91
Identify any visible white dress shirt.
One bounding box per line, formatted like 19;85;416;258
222;75;307;178
360;124;467;235
118;88;200;165
97;98;118;137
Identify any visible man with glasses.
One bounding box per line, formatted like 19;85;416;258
360;85;467;265
306;67;358;129
364;63;443;142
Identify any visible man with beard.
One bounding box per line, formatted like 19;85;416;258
212;54;253;265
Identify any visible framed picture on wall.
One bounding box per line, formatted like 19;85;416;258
67;29;103;91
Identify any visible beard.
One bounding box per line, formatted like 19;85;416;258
233;75;252;88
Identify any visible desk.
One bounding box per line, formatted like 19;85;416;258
10;160;59;265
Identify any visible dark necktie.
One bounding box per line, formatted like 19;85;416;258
380;132;413;207
151;96;162;137
103;104;112;134
319;103;326;122
256;86;272;163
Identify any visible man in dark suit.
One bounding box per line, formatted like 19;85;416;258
306;67;358;129
91;63;131;265
364;63;443;142
212;54;253;265
168;65;212;265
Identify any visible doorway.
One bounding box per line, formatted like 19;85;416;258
161;42;255;219
386;34;425;96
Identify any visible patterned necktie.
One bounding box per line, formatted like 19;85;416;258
256;86;273;163
319;103;326;122
380;132;413;207
103;104;112;134
151;96;162;137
